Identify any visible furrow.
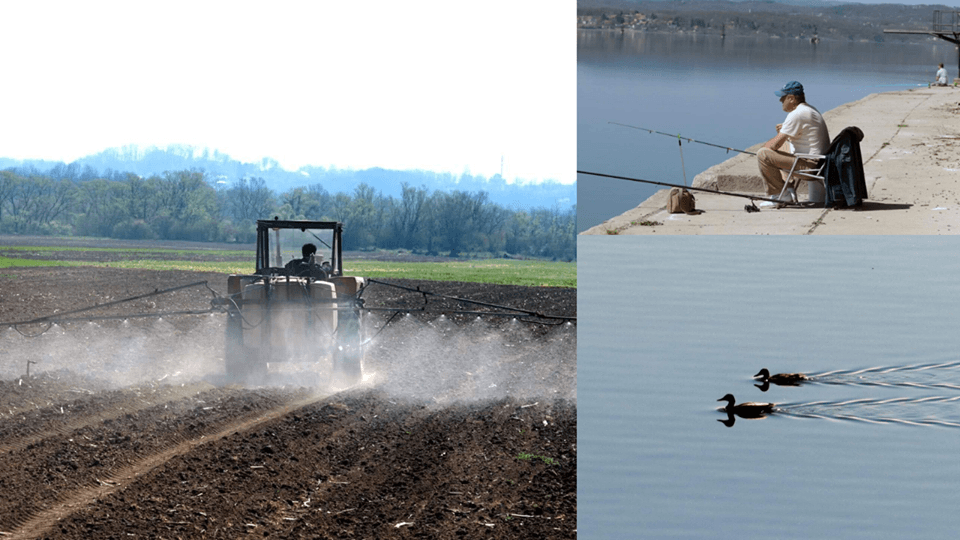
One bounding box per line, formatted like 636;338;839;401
7;392;329;540
0;382;214;455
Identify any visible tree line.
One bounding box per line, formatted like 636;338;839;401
0;167;576;261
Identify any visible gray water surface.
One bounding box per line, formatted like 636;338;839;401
578;236;960;539
577;32;955;231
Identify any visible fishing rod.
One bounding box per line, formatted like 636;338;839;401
577;169;786;207
609;122;757;156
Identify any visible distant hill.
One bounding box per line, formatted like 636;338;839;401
0;144;575;211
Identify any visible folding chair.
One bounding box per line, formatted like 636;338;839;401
777;152;827;206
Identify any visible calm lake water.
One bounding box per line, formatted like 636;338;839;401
578;236;960;539
577;31;957;231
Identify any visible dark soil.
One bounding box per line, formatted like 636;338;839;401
0;245;576;539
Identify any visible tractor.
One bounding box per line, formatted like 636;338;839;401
223;219;365;386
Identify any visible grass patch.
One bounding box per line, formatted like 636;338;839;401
0;256;73;269
2;246;253;257
80;260;255;274
344;260;575;288
516;453;558;466
0;253;575;288
0;256;253;274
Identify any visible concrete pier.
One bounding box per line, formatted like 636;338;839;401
581;87;960;235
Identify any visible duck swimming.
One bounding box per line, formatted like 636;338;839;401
753;368;809;385
717;394;775;418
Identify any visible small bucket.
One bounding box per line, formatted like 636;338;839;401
806;181;825;204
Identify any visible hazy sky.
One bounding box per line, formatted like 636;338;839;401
1;1;574;184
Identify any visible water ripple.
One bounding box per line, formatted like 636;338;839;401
809;360;960;378
787;362;960;391
775;395;960;428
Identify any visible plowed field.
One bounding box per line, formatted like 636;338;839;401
0;257;576;539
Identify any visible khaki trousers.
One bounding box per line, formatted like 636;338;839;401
756;147;816;196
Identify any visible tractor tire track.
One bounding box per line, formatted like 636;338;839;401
0;382;216;456
4;391;330;540
35;392;577;540
0;386;323;536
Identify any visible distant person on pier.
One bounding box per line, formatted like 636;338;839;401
933;63;948;86
756;80;830;199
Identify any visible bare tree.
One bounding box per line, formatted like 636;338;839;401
393;182;429;249
228;177;276;222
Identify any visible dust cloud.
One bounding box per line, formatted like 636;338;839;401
0;313;577;402
0;315;225;386
363;313;576;403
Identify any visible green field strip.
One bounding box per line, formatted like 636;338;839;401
0;257;575;288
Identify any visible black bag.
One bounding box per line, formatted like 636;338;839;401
823;126;866;208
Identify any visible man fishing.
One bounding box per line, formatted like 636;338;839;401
756;81;830;199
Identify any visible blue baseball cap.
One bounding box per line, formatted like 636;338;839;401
775;81;804;97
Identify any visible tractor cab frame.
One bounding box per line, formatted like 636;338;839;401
223;219;365;386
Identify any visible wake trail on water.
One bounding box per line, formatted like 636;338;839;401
808;360;960;378
792;361;960;390
817;380;960;390
774;395;960;428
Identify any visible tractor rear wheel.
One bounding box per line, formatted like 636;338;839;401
225;310;245;380
332;307;362;387
225;310;267;383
